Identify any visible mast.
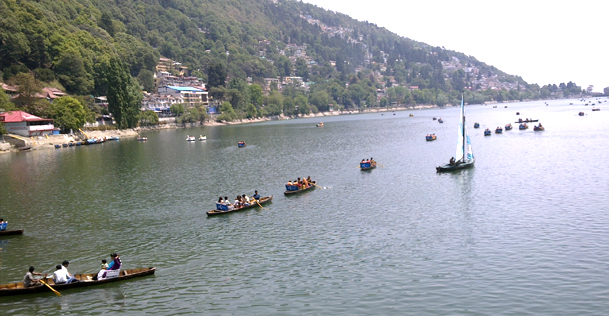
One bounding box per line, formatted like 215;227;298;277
461;95;466;162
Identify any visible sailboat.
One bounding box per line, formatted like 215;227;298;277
436;95;475;172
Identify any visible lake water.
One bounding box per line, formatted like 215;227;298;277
1;98;608;315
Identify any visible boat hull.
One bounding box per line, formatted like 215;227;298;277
436;160;475;172
0;267;155;296
207;196;273;216
0;229;24;236
284;184;316;195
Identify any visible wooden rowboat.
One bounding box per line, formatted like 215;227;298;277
207;196;273;216
0;229;24;236
0;267;155;296
284;183;316;195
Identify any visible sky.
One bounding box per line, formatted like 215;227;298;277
301;0;608;92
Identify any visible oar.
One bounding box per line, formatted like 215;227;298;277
39;279;61;296
377;163;385;167
255;199;264;209
312;182;322;189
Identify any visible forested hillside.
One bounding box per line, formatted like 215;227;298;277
0;0;585;129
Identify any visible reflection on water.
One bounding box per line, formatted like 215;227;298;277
1;98;609;314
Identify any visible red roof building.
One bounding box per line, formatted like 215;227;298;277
0;110;56;137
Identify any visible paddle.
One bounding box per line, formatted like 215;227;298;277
255;198;264;209
312;182;322;189
39;278;61;296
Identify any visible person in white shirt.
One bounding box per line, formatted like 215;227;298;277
53;265;69;284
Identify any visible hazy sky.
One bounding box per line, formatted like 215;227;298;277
301;0;608;92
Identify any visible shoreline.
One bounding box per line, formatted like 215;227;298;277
0;105;438;153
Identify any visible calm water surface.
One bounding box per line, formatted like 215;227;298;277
1;98;609;315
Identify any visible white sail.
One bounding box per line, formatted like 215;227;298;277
455;96;474;163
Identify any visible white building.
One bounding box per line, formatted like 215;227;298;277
0;111;56;136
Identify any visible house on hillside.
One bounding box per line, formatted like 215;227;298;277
158;86;208;107
0;110;57;136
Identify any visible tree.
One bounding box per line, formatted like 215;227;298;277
249;84;264;108
139;110;159;126
217;101;237;121
106;57;143;129
137;69;155;92
50;97;87;132
54;50;94;95
207;62;227;92
170;104;185;116
309;90;329;112
295;58;309;80
0;87;16;111
99;12;115;37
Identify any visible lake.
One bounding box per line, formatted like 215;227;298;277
1;98;608;315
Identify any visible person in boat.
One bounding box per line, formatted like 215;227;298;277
253;190;261;200
449;157;456;166
24;266;47;287
242;194;251;206
0;218;6;231
370;157;375;164
93;259;109;281
234;195;243;208
306;176;312;184
223;196;234;210
107;253;122;271
302;177;309;188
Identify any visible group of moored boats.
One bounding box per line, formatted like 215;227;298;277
54;136;119;149
186;135;207;141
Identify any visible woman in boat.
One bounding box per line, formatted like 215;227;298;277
302;177;309;188
242;194;251;206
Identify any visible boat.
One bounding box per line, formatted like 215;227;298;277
316;122;324;127
0;229;23;236
534;125;545;131
284;181;316;195
409;113;413;117
106;136;120;141
516;112;520;115
519;123;528;130
473;122;480;128
436;96;475;172
515;119;538;123
433;117;437;120
505;123;513;131
592;108;600;111
186;135;195;141
137;136;147;141
198;135;206;141
54;144;61;149
484;129;491;136
360;160;377;170
238;141;246;148
0;267;155;296
578;112;585;116
425;134;437;141
495;127;503;134
207;196;273;216
492;105;497;108
438;118;444;123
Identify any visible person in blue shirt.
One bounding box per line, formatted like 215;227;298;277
252;190;261;200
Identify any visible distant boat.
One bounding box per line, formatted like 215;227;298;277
519;123;529;130
433;117;437;120
473;122;480;128
409;113;413;117
534;124;545;131
360;160;377;170
436;96;474;172
137;136;147;141
238;141;246;148
316;122;324;127
578;112;585;116
484;129;492;136
198;135;206;141
186;135;195;141
425;134;437;141
438;118;444;123
495;127;503;134
516;112;520;115
516;119;538;123
106;136;120;141
592;108;600;111
505;123;513;131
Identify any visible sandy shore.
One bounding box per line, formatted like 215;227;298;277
1;106;433;153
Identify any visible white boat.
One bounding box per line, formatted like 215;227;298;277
198;135;207;141
186;135;196;141
436;95;475;172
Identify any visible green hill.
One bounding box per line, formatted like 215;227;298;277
0;0;585;124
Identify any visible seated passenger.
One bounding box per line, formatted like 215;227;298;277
107;253;121;271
